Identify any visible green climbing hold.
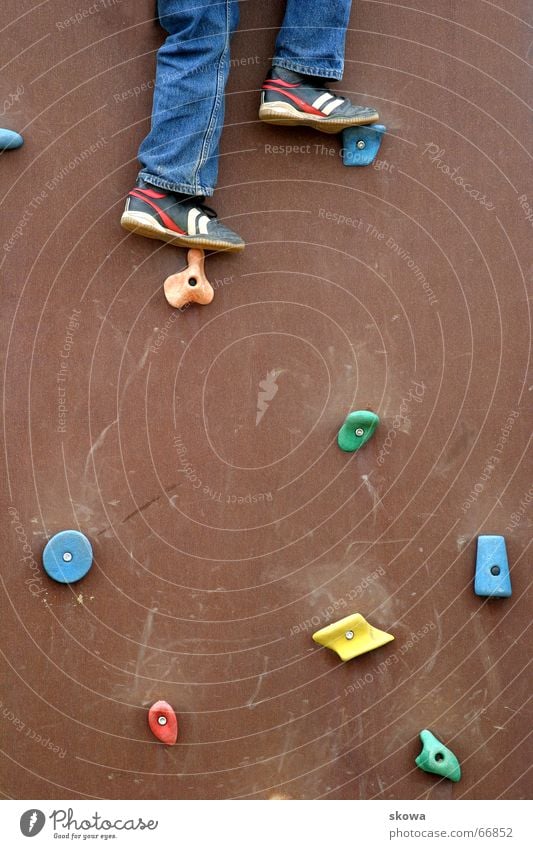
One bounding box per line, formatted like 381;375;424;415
337;410;379;452
415;729;461;782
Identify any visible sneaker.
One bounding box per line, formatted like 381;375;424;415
120;179;245;252
259;66;379;133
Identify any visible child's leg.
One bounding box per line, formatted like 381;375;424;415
259;1;379;132
273;0;353;81
121;0;245;251
138;0;239;198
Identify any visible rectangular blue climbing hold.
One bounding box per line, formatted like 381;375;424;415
474;535;512;598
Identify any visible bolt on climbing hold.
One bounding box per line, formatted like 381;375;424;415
0;128;23;151
312;613;394;661
415;729;461;782
337;410;379;452
148;700;178;745
474;535;512;597
163;249;214;310
342;124;386;166
42;530;93;583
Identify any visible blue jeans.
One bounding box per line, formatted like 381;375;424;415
138;0;353;196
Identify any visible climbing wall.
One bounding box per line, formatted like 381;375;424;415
1;0;531;800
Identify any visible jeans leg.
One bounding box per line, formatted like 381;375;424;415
273;0;353;80
138;0;239;197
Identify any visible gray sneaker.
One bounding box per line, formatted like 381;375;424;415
259;66;379;133
121;179;245;252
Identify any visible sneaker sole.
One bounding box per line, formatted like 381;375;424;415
259;101;379;133
120;211;245;252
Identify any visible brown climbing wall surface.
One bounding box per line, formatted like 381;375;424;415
1;0;531;800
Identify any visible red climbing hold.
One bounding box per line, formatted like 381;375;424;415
148;700;178;745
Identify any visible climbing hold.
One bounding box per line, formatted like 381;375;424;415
312;613;394;661
0;128;24;151
42;530;93;584
148;700;178;745
337;410;379;452
474;535;512;597
342;124;386;166
415;729;461;782
163;248;214;309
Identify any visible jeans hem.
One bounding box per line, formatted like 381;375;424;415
138;171;214;197
272;57;343;81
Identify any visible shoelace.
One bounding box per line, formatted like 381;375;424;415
173;195;218;219
195;200;218;219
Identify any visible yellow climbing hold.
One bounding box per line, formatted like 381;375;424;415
312;613;394;661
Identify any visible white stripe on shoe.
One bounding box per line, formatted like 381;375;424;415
187;208;201;234
187;208;211;236
312;92;334;110
321;97;345;116
197;214;210;235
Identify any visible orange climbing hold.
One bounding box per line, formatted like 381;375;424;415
163;249;214;309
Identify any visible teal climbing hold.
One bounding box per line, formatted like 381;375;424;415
474;535;512;598
342;124;386;166
337;410;379;452
415;729;461;782
0;129;23;150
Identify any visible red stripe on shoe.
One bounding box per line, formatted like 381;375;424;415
128;191;186;234
130;187;167;199
262;85;325;116
263;78;301;88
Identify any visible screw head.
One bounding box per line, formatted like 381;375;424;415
62;552;73;562
490;565;501;576
188;277;197;287
356;140;366;149
157;715;167;726
355;427;364;437
345;630;354;640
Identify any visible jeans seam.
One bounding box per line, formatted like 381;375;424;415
272;58;343;80
138;171;212;197
192;0;230;191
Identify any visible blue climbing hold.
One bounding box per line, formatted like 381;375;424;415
342;124;386;166
0;129;24;151
474;535;511;598
42;530;93;584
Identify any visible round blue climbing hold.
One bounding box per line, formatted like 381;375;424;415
42;530;93;584
342;124;386;166
0;128;24;151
